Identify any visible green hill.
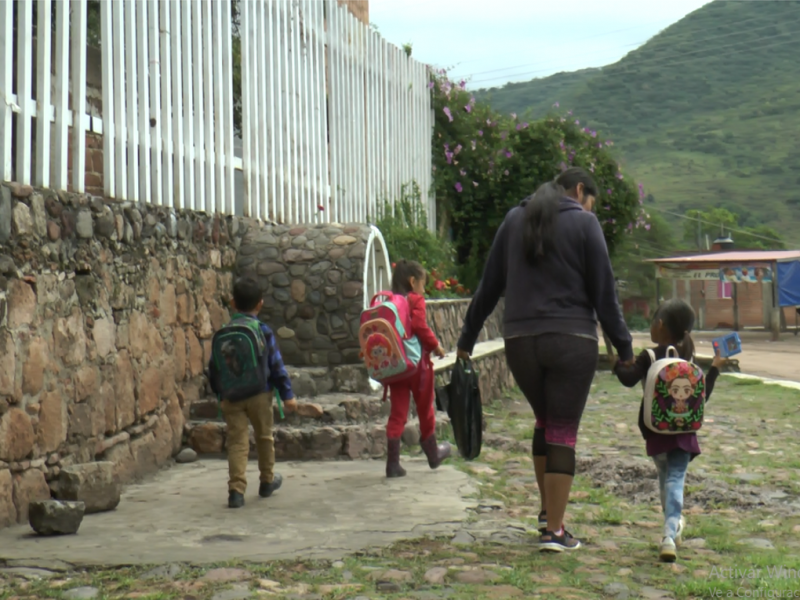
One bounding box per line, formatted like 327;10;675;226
476;0;800;244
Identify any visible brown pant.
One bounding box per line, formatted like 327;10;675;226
221;392;275;494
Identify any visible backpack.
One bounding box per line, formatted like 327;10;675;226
209;314;269;402
642;347;706;434
358;292;422;394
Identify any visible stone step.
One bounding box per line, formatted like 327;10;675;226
288;364;373;397
189;392;387;423
184;413;451;461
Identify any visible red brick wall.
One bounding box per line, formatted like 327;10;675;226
685;280;797;329
65;131;104;198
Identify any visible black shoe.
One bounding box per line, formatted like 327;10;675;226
539;528;581;552
228;491;245;509
259;474;283;498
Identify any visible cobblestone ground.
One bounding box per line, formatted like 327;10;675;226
2;373;800;600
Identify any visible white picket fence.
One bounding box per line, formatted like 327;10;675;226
0;0;435;228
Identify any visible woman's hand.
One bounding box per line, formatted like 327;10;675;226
433;345;446;359
456;348;470;361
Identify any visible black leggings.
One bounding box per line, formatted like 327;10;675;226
505;334;597;474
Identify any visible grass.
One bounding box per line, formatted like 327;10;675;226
2;373;800;599
475;0;800;243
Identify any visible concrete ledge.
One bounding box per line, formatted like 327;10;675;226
722;373;800;391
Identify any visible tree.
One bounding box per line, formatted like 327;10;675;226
683;207;785;250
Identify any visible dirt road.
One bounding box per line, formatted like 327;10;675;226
630;330;799;382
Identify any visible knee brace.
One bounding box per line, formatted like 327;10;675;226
532;427;547;457
545;443;576;476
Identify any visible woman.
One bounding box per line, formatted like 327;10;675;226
457;167;633;552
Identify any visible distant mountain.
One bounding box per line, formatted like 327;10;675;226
476;0;800;242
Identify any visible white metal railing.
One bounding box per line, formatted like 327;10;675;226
1;0;434;229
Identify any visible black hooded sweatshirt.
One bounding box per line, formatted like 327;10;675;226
457;196;633;361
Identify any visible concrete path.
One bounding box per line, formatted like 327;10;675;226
0;458;476;566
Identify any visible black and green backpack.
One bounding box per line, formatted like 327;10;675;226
209;314;269;402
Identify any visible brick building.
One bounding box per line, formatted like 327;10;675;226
650;250;800;333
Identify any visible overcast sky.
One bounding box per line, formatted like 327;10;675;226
369;0;714;89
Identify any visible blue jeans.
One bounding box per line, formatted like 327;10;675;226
652;450;691;540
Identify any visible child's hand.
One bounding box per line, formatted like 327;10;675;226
711;349;728;370
283;399;298;413
434;345;446;359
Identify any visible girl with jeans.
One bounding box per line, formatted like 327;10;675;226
614;298;726;562
457;169;634;551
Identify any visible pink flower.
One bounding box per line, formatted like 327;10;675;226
504;170;509;176
553;102;559;108
645;224;651;231
478;130;483;136
500;131;508;140
607;189;612;195
454;144;462;154
505;150;512;158
427;81;434;89
435;280;446;291
443;107;453;122
317;204;324;211
460;169;466;176
511;113;517;120
522;122;528;128
445;151;454;164
575;120;580;125
471;140;477;150
454;182;463;192
464;104;472;113
616;173;624;180
473;181;479;187
638;183;645;199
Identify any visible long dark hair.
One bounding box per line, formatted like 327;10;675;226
391;259;426;295
654;299;696;360
523;181;565;265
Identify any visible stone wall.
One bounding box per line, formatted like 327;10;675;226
235;225;369;367
0;183;275;527
427;298;504;353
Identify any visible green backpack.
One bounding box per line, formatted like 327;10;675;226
209;314;268;402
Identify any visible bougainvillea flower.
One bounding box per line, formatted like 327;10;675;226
428;81;435;89
473;181;479;187
454;182;463;192
511;113;517;119
471;140;477;150
454;144;462;154
464;104;472;113
505;150;512;158
460;169;467;176
443;106;453;122
477;130;483;136
553;102;559;108
616;172;624;180
445;151;454;164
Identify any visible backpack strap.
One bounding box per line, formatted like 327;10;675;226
665;346;679;358
370;292;394;307
382;384;388;403
645;349;656;365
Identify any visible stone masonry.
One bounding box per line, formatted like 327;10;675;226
0;182;394;528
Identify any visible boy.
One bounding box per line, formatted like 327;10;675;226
208;277;297;508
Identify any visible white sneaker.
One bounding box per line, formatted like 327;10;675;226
675;516;685;544
659;536;677;562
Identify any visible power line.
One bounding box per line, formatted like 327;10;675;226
465;10;789;85
647;205;800;246
469;19;800;86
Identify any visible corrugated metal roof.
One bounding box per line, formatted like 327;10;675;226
648;250;800;264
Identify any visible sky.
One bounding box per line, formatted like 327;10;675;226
369;0;714;89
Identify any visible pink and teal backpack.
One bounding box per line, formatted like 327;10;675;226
359;292;422;396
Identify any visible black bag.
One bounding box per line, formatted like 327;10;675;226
444;358;482;460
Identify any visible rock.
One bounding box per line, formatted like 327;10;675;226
739;537;775;550
63;586;99;600
0;469;15;528
333;235;357;245
7;278;36;328
28;500;85;535
424;567;448;585
376;581;401;593
451;530;475;545
455;569;500;584
0;408;35;462
0;567;58;580
190;423;224;454
296;403;324;419
639;587;673;599
0;186;11;243
211;587;253;600
682;537;706;548
9;182;33;198
76;210;93;238
176;448;198;464
12;469;51;523
141;564;183;580
47;220;61;240
58;462;121;514
12;202;34;236
604;582;630;599
201;568;252;583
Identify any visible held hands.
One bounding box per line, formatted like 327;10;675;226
456;348;470;361
283;398;298;414
434;345;446;359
